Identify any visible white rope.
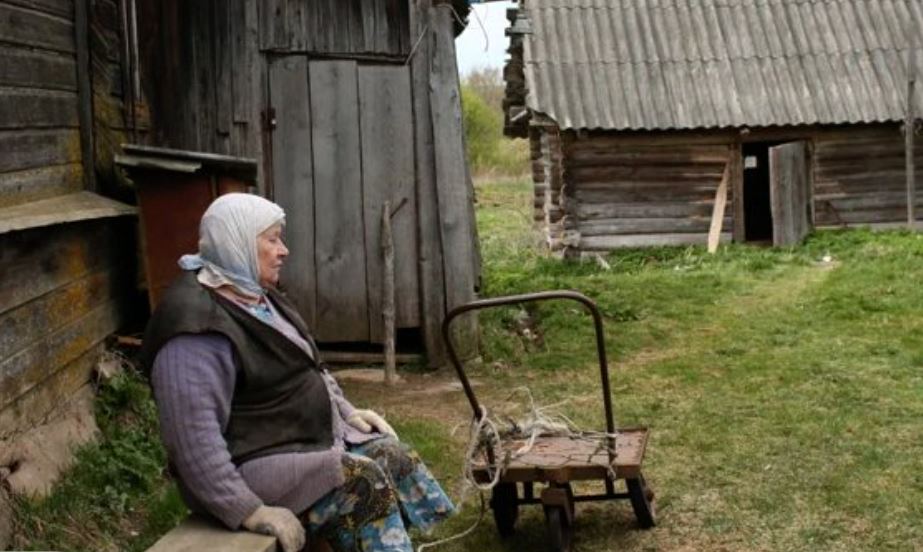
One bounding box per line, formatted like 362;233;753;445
417;386;620;550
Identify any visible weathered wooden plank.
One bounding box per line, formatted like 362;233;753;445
577;201;716;220
707;161;731;253
269;56;316;331
409;0;445;367
229;0;247;124
0;129;80;173
0;190;134;234
0;270;113;361
569;166;726;183
0;89;78;129
815;191;923;210
145;515;277;552
192;0;216;151
0;2;74;52
430;5;478;356
0;220;123;314
212;0;231;140
0;47;75;90
359;65;419;342
0;163;82;208
579;217;731;237
1;0;73;18
579;232;731;250
575;186;720;203
0;348;98;439
0;299;121;410
309;60;368;342
258;0;287;51
769;141;811;246
74;0;93;191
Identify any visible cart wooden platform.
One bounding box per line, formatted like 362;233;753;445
442;291;656;551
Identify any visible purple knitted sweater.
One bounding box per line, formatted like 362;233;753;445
151;308;376;529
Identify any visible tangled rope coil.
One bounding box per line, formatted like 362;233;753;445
417;388;619;551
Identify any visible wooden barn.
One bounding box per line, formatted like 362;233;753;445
0;0;145;499
504;0;923;254
135;0;480;364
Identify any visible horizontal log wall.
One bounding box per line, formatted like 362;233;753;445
0;0;83;208
534;123;922;252
0;219;133;437
813;126;923;227
562;134;732;251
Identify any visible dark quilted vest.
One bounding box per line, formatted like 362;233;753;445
140;271;332;465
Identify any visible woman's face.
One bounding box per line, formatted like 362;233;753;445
257;224;288;288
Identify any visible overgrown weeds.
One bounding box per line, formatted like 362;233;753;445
13;369;186;551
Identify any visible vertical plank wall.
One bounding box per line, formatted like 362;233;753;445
358;65;419;341
309;60;369;342
269;56;316;331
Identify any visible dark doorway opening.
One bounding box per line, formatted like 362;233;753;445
742;143;773;242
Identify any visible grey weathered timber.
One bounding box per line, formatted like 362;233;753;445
579;217;732;237
770;141;812;246
577;201;715;220
358;64;418;341
0;2;75;53
144;515;276;552
707;160;731;253
409;0;446;367
269;55;316;331
74;0;95;191
0;191;135;235
906;27;917;228
0;299;120;411
0;345;99;439
430;5;478;356
0;89;79;129
0;269;112;360
580;232;732;250
310;60;369;342
0;165;81;209
0;222;118;314
0;129;81;173
213;0;232;139
3;0;73;18
0;48;76;90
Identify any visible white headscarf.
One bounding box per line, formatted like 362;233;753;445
178;193;286;298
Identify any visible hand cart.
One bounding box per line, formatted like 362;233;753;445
442;291;656;552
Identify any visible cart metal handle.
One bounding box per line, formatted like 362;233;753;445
441;290;615;438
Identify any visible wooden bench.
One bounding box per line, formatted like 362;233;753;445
145;515;333;552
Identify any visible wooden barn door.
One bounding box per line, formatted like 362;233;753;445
269;57;418;344
769;141;812;246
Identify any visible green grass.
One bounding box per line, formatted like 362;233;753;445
13;371;187;551
16;178;923;551
402;179;923;551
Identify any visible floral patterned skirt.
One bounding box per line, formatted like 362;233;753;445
301;437;455;552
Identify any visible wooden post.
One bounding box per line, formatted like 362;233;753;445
381;201;397;386
907;27;917;229
707;159;731;253
75;0;96;192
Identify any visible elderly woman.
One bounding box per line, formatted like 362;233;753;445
141;194;454;552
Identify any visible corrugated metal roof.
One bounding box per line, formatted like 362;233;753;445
519;0;923;130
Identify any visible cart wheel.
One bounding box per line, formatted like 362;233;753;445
627;476;656;529
544;505;573;552
490;483;519;537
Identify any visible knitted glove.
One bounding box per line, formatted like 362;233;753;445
241;505;305;552
346;409;398;439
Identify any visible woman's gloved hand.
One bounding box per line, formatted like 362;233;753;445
346;409;398;439
241;505;306;552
